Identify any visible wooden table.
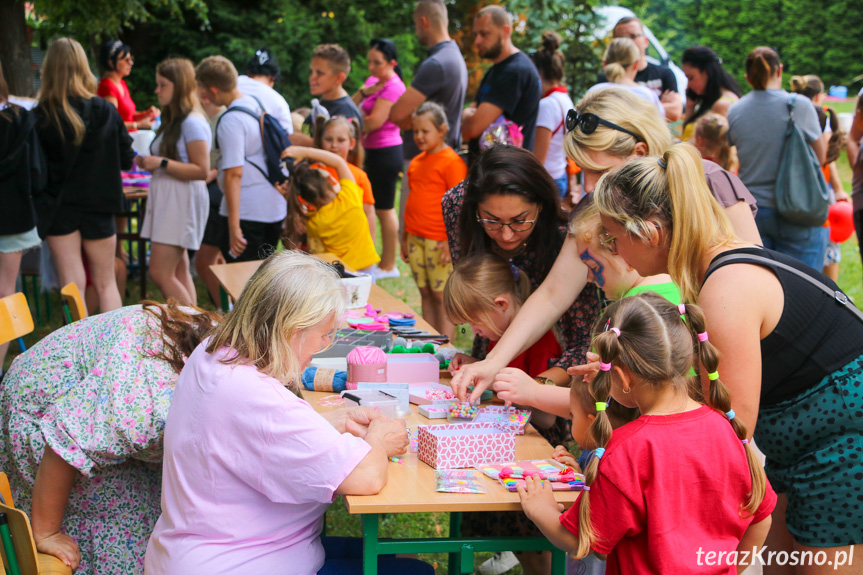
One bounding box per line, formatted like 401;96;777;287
209;256;436;334
119;187;149;299
303;389;574;574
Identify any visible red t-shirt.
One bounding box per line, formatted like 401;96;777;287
560;406;776;574
97;77;137;127
488;329;561;377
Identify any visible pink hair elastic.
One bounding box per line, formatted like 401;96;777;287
678;304;686;315
599;361;612;372
583;486;591;491
742;439;749;445
610;327;621;337
697;332;709;342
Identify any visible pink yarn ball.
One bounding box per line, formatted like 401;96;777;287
347;346;387;365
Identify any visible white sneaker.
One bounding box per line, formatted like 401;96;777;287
478;551;519;575
373;266;401;280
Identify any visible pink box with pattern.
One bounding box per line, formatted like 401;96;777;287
417;422;515;469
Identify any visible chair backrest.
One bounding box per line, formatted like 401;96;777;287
59;284;86;324
0;474;12;508
0;500;39;575
0;294;33;347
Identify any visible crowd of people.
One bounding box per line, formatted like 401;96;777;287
1;0;862;574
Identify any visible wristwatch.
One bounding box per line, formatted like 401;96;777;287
534;376;556;386
160;157;169;170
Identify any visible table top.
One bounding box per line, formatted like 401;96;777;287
209;256;437;333
302;389;580;514
123;186;148;200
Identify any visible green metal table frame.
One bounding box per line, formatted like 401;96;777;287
359;512;566;574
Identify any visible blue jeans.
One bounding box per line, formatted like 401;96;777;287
317;537;435;575
555;174;568;198
754;206;829;270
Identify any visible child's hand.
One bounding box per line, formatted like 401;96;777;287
400;237;410;264
437;240;452;266
552;445;581;473
517;474;563;521
448;352;479;374
281;145;306;161
493;367;539;408
567;351;601;384
275;180;292;198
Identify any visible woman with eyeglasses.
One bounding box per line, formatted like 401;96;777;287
97;40;159;132
451;86;759;404
442;145;601;575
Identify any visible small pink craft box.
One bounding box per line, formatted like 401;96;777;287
418;422;516;469
386;354;440;384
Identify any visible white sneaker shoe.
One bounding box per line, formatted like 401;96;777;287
374;266;401;280
478;551;520;575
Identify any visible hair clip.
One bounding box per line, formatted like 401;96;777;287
603;319;611;331
256;49;270;65
708;371;719;381
510;263;520;282
697;331;709;342
599;361;612;372
595;402;608;412
678;303;686;315
610;327;621;337
741;439;749;445
594;448;606;459
725;409;735;420
657;156;667;169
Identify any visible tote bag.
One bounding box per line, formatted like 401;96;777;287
775;94;829;227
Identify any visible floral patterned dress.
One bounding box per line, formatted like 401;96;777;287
0;306;180;575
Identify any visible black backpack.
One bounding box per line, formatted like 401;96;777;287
215;95;293;186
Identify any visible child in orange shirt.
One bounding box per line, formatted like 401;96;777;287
402;102;467;340
314;116;376;239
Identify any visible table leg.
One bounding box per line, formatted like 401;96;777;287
551;548;566;574
138;199;148;300
361;514;379;575
219;285;230;312
448;513;464;575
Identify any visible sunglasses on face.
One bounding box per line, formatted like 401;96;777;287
566;109;643;142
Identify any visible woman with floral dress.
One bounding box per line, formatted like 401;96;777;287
0;302;219;574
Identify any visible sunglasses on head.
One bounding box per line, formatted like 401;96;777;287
566;109;643;142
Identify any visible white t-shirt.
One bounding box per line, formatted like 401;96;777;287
217;95;287;223
236;75;293;134
149;112;211;165
587;82;666;120
535;90;574;179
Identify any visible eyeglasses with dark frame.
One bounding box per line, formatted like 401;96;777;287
598;231;618;255
475;209;540;233
566;109;643;142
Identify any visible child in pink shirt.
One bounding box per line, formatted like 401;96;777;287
518;293;776;574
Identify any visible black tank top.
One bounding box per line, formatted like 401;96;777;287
703;247;863;405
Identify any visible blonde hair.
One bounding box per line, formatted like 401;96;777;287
564;86;671;172
205;251;346;391
694;112;731;171
593;143;736;303
315;115;365;168
195;56;238;92
37;38;97;145
443;253;531;338
790;74;824;100
603;37;640;84
574;292;767;558
413;101;449;135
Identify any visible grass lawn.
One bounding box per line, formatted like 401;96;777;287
4;125;861;573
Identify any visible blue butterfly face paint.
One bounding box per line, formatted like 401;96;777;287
579;249;606;287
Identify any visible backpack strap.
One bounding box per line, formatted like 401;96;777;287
705;252;863;324
213;104;269;180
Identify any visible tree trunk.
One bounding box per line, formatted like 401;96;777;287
0;0;34;97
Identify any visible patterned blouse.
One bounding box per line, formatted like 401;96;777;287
442;180;602;371
0;306;186;575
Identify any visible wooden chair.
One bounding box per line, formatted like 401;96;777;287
59;285;86;325
0;294;34;353
0;474;72;575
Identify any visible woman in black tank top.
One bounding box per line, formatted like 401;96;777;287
594;143;862;569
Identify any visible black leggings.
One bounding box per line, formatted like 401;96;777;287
364;144;403;211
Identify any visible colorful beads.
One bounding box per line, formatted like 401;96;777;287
424;388;455;401
448;402;478;420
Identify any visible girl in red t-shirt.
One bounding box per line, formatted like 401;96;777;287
518;292;775;574
443;252;561;432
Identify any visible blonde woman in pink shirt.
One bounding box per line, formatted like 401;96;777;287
144;251;427;575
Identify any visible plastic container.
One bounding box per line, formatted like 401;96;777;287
341;272;373;309
340;389;399;418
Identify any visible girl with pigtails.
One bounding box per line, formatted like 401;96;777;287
519;292;775;572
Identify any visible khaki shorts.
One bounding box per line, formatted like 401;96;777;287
406;233;452;292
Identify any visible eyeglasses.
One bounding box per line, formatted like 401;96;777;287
598;231;618;255
566;109;643;142
476;210;539;232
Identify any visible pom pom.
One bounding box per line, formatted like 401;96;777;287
391;345;407;354
393;337;408;348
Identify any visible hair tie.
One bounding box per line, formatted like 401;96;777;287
725;409;735;420
697;332;709;342
742;439;749;445
599;361;612;372
595;402;608;412
510;263;520;282
678;303;686;315
594;448;606;459
657;156;667;169
610;327;621;337
708;371;719;381
583;485;590;491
